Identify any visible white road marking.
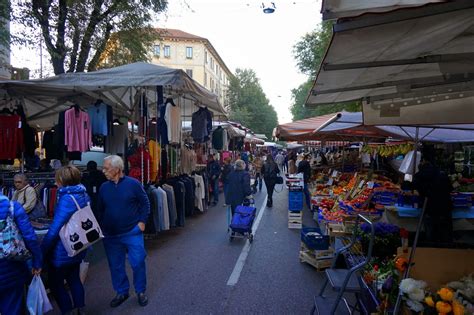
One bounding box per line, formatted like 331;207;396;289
226;196;267;286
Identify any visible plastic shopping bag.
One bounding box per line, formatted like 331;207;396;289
27;275;53;315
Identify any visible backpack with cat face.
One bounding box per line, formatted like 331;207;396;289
59;196;104;257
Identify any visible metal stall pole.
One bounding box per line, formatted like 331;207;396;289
140;89;144;184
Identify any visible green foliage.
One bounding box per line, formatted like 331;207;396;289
9;0;168;74
291;20;360;120
228;68;279;139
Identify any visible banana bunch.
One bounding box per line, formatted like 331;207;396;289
362;143;414;157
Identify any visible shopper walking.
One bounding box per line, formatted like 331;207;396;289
12;173;37;215
275;151;285;173
41;166;89;315
207;154;221;206
0;193;42;315
252;154;264;193
221;157;233;206
297;154;312;210
98;155;151;308
225;160;252;215
262;154;280;208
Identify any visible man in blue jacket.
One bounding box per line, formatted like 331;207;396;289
98;155;151;308
0;193;42;315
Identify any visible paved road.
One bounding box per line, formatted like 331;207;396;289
66;184;325;314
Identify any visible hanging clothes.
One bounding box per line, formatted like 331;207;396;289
64;107;92;152
148;140;161;182
164;99;181;144
162;184;177;227
0;115;24;159
87;101;109;136
128;146;151;183
191;107;213;143
212;126;225;150
192;174;205;212
105;123;128;155
180;146;197;175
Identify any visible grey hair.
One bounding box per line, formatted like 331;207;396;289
13;173;28;182
235;159;246;171
104;155;124;171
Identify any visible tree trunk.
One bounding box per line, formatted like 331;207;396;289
87;22;113;72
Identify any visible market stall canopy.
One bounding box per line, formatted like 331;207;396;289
257;142;283;149
254;133;268;140
0;62;226;129
306;0;474;126
245;133;265;144
275;113;337;141
316;112;474;143
287;142;305;150
321;0;445;20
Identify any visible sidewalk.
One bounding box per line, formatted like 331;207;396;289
58;185;325;314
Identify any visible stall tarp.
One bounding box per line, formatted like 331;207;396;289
321;0;445;20
182;121;246;138
275;113;337;141
0;62;226;129
306;1;474;125
316;111;474;143
245;133;265;144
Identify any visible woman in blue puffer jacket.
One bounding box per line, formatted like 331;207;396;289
41;166;90;315
0;193;42;315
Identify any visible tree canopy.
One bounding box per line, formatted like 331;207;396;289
291;21;360;121
228;68;279;139
8;0;168;75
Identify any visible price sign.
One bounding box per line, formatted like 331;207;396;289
358;180;365;189
367;181;375;189
327;178;334;186
331;170;338;178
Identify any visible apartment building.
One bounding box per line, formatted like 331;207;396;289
151;28;232;107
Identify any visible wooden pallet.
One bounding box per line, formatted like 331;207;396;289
288;211;303;229
300;242;334;259
299;251;333;271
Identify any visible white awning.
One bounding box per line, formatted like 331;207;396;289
307;1;474;126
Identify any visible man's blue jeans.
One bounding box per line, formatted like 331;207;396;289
303;183;311;210
103;225;147;295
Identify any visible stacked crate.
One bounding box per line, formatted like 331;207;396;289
299;226;333;270
288;187;303;229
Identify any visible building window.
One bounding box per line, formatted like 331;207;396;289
164;45;171;58
205;51;208;64
153;45;160;57
186;47;193;59
186;69;193;78
204;72;207;87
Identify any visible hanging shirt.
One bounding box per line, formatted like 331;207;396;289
87;102;109;136
164;102;181;144
148;140;161;182
191;108;209;143
212;127;225;150
105;123;128;155
64;108;92;152
0;115;24;159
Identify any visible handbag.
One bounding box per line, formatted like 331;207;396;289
275;175;284;185
23;189;47;220
0;201;32;261
59;195;104;257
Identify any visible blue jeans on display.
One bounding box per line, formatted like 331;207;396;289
103;225;147;295
212;179;219;203
49;262;85;314
303;183;311;210
0;284;23;315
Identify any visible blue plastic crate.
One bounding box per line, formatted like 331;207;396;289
289;191;304;211
301;226;330;250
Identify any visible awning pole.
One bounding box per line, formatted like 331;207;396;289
412;127;420;178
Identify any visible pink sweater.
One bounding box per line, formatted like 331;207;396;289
65;108;92;152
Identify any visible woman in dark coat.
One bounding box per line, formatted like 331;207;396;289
0;194;42;315
262;154;280;208
41;166;90;315
225;160;252;215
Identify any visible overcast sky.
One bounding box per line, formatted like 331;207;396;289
11;0;321;124
157;0;321;124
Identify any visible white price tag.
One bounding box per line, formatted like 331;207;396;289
93;186;97;194
331;170;338;178
358;180;365;189
367;181;375;189
327;178;334;186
